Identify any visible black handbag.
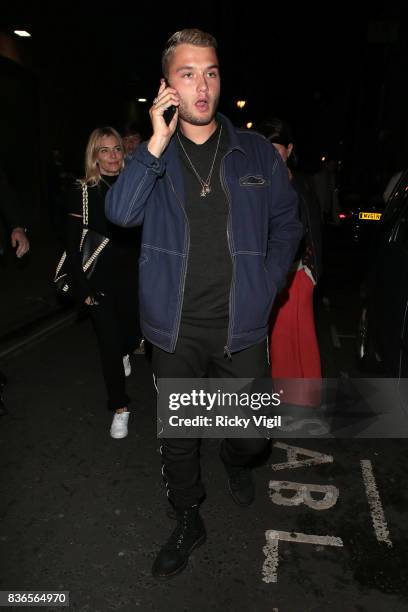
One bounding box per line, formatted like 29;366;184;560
54;183;109;297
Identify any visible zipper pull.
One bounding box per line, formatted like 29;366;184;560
224;346;232;360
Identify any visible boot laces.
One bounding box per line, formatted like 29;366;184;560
167;511;192;551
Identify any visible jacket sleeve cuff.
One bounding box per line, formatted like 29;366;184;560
133;143;165;176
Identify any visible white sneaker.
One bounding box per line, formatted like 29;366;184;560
110;411;130;439
133;338;145;355
123;354;131;377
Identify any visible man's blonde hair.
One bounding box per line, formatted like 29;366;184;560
161;28;218;78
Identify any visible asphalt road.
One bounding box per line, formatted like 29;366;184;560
1;314;407;611
0;226;407;611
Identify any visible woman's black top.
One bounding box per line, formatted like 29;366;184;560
64;174;141;304
292;173;323;282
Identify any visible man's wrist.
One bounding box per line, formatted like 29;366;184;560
147;135;169;159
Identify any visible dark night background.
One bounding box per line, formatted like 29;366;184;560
2;7;408;608
0;4;407;227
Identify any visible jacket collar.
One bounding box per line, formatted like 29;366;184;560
218;112;246;155
163;112;245;162
162;112;246;198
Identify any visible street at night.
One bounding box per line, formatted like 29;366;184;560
1;229;407;611
1;6;408;612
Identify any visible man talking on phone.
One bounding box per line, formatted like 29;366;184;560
106;28;302;578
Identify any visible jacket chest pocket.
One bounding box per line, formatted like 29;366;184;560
239;174;270;187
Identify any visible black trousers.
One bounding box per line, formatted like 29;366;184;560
152;323;270;509
89;292;138;411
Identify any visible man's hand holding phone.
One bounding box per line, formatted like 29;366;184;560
148;79;179;159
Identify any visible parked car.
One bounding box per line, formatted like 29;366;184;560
337;191;384;247
357;169;408;382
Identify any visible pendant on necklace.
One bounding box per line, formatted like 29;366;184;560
200;184;211;197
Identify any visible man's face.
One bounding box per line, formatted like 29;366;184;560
167;43;220;126
123;133;141;155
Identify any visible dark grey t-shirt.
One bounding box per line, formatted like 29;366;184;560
176;122;232;328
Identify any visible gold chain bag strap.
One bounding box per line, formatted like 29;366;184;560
54;183;109;296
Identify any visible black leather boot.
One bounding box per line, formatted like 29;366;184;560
224;463;255;506
152;507;206;579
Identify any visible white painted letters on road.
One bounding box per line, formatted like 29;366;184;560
262;530;343;584
271;442;333;471
269;480;339;510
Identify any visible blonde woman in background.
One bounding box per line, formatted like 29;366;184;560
65;127;141;438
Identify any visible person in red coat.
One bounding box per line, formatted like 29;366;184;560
258;119;322;407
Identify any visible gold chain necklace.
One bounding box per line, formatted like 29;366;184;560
177;125;223;197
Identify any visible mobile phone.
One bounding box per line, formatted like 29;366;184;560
163;105;177;126
163;78;177;125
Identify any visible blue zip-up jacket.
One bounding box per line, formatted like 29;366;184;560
105;114;302;354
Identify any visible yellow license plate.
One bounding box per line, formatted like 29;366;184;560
359;212;382;220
